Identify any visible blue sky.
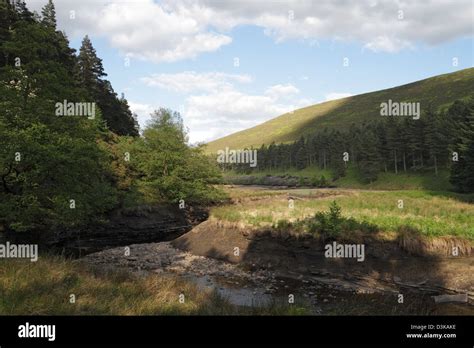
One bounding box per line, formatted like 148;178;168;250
28;0;474;143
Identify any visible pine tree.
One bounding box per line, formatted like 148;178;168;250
77;36;138;136
13;0;33;22
348;123;363;168
295;136;307;170
375;122;390;172
425;109;448;175
0;1;17;67
358;129;381;183
457;138;474;192
328;130;346;180
0;4;119;232
386;117;401;173
41;0;56;29
449;99;474;192
319;129;330;170
77;35;106;94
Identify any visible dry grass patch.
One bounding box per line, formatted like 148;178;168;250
0;256;309;315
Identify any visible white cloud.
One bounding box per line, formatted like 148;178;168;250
265;84;299;99
324;93;353;101
26;0;473;62
130;72;309;143
183;86;310;144
27;0;232;63
128;102;156;128
364;36;413;53
195;0;473;52
141;71;252;93
186;90;289;122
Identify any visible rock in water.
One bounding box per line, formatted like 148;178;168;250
432;293;468;303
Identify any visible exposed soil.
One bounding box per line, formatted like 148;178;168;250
172;219;474;297
82;220;473;314
2;204;208;257
80;187;473;315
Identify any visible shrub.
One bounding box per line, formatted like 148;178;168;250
305;201;377;240
318;175;329;187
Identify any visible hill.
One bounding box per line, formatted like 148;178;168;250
205;68;474;153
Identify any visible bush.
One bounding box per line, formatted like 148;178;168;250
305;201;376;240
319;175;328;187
298;176;306;186
311;175;329;188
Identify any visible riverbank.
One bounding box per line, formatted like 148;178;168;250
1;185;472;315
0;254;308;315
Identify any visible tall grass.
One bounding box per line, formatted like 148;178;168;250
213;187;474;239
0;256;308;315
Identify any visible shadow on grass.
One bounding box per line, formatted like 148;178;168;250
172;212;473;315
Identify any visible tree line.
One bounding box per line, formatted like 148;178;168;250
0;0;222;235
230;98;474;193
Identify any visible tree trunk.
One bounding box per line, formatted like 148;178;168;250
434;155;438;176
403;152;407;172
394;149;398;174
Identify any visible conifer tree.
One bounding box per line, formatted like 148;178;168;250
41;0;56;29
358;129;381;183
77;36;138;136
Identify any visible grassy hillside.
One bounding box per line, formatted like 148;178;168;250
206;68;474;153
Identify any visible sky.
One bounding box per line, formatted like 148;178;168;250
26;0;474;144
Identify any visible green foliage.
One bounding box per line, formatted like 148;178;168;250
305;201;377;240
319;175;328;187
310;174;329;187
449;99;474;192
0;3;120;232
298;176;306;186
41;0;56;28
77;35;139;136
220;97;474;193
129;108;225;204
358;130;381;183
0;1;225;236
273;219;293;231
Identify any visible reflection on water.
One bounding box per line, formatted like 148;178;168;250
185;274;273;307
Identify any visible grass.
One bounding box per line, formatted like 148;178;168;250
222;166;452;191
224;166;333;179
0;256;309;315
335;167;452;191
206;67;474;153
212;186;474;240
